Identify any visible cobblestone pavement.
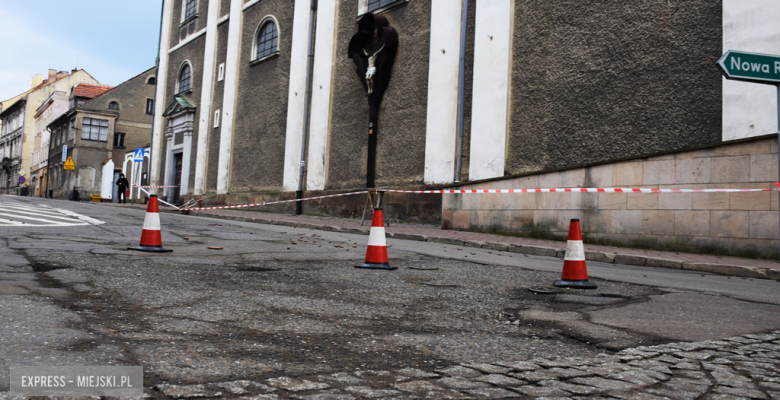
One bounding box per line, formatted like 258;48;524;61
142;331;780;399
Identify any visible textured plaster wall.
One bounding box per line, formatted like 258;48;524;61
444;136;779;259
507;0;723;177
207;22;230;193
327;1;431;190
229;0;295;192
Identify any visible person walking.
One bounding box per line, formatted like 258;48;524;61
116;173;130;204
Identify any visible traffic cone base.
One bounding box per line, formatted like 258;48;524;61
553;219;596;289
128;195;172;253
355;208;396;270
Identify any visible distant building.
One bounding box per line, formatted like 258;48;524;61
47;69;155;201
0;69;100;195
31;91;70;197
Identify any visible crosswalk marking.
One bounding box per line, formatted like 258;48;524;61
0;201;105;227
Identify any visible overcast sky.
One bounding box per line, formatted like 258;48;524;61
0;1;162;102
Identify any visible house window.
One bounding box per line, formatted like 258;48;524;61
113;132;126;148
146;99;155;115
147;77;156;85
82;118;109;141
178;63;192;92
367;0;402;12
214;110;220;128
108;101;119;110
218;63;225;82
69;120;75;140
184;0;198;20
255;21;278;60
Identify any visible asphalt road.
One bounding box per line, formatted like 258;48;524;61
1;195;779;398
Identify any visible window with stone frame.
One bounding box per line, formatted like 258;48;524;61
178;63;192;92
82;118;109;142
367;0;403;12
255;21;278;60
184;0;198;20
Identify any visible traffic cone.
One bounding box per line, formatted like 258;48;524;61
128;195;173;253
355;208;396;270
554;219;596;289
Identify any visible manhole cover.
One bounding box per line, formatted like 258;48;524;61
422;282;457;287
409;266;439;270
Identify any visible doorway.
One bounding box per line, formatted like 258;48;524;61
173;153;183;204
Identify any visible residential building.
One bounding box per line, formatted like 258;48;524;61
32;91;69;197
0;69;100;194
150;0;778;258
47;68;155;201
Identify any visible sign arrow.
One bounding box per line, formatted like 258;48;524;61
717;50;780;85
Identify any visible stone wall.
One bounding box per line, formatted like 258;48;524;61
442;136;779;259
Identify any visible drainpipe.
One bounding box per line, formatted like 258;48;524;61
454;0;469;183
296;0;317;215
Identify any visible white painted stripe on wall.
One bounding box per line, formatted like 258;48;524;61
167;28;207;54
306;0;341;191
282;0;316;191
468;0;514;181
424;0;464;184
722;0;780;141
193;0;221;195
142;212;161;230
217;0;245;194
367;227;387;246
151;0;174;190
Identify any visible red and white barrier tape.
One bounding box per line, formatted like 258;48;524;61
133;184;179;189
183;191;369;211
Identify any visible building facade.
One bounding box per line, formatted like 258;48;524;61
0;69;100;195
151;0;778;257
31;91;70;197
46;70;155;201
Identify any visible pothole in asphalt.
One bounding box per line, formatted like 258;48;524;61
31;262;71;272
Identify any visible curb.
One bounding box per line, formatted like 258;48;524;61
180;210;779;281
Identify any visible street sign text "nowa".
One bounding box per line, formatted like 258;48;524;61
717;50;780;85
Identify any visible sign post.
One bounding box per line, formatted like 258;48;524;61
718;50;780;259
132;149;145;205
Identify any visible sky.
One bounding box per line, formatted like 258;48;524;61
0;1;163;103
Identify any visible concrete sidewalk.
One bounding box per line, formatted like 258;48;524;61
104;201;779;280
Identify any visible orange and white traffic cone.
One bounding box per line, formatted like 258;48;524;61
128;195;173;253
554;219;596;289
355;208;396;270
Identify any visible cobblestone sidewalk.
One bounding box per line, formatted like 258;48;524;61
145;331;780;399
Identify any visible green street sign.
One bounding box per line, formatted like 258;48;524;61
717;50;780;85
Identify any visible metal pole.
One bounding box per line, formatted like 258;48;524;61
777;85;779;260
296;0;318;215
454;0;469;183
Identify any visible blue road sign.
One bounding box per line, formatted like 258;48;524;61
133;148;145;162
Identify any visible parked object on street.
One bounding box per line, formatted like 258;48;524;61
554;219;597;289
356;208;395;270
127;195;172;253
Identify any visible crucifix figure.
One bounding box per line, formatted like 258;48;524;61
348;13;398;188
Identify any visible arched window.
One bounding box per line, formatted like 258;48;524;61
147;77;156;85
108;101;119;110
255;20;278;60
178;63;192;92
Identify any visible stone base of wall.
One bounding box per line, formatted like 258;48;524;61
443;136;780;259
184;188;443;225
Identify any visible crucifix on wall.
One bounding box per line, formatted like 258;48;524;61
348;13;398;188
